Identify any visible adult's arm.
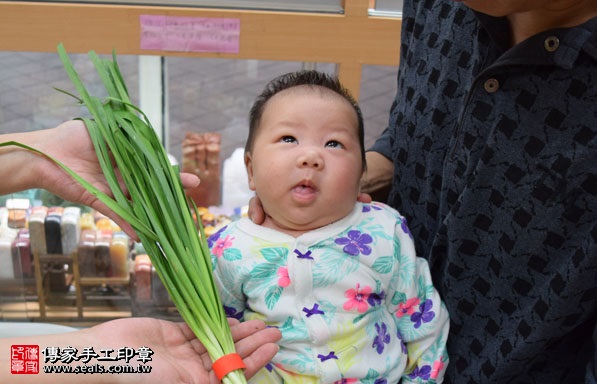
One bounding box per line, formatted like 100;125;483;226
0;121;200;237
361;127;394;201
361;151;394;200
0;317;280;383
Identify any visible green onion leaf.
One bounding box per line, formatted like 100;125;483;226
23;43;246;383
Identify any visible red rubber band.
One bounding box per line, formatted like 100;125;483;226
212;353;246;381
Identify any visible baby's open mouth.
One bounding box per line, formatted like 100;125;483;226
292;180;318;195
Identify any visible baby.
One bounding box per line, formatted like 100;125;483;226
209;70;449;383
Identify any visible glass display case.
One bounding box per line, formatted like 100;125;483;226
0;0;400;326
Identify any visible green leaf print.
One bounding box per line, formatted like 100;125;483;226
278;317;309;342
313;247;359;287
360;217;393;241
265;285;283;310
281;352;312;373
260;247;288;263
223;247;242;261
392;291;407;306
361;368;382;384
417;275;436;301
251;263;281;279
372;256;395;274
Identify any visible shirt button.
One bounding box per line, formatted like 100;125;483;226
544;36;560;52
484;78;499;93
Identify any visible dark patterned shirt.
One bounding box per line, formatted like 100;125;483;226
370;1;597;382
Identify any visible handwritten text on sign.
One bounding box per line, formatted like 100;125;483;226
140;15;240;54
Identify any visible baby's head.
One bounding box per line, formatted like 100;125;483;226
245;70;366;236
246;70;365;165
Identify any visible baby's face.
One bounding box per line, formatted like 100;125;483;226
245;87;363;236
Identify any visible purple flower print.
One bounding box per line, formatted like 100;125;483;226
396;330;407;354
372;322;390;354
207;226;226;248
400;219;413;239
362;203;382;213
408;364;432;380
367;291;385;307
411;299;436;328
223;305;242;320
374;379;388;384
335;230;373;256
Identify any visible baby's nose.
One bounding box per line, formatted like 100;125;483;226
298;149;324;169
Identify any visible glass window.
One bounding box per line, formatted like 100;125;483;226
27;0;344;13
165;59;397;165
0;51;139;135
359;64;397;149
0;50;397;323
166;57;338;163
371;0;404;15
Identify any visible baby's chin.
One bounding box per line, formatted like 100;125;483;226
262;212;348;237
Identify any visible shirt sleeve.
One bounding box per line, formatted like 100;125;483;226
367;126;393;160
210;227;247;320
388;213;450;383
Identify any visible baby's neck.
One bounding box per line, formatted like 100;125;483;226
261;215;315;238
259;203;358;238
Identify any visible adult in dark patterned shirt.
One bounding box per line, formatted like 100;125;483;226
362;0;597;383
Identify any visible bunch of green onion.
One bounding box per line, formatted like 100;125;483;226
16;44;246;383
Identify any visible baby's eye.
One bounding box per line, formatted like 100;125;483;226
281;136;297;143
325;140;344;149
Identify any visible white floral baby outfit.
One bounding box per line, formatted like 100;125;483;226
209;202;450;383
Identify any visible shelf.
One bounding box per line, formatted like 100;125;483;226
38;254;76;264
79;276;130;286
33;251;131;320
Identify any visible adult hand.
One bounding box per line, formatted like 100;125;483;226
360;151;393;202
1;317;280;384
247;195;266;225
84;317;280;383
1;120;200;238
357;192;372;203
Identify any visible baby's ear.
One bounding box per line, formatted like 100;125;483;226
244;152;256;191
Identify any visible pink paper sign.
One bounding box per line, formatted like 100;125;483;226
140;15;240;53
